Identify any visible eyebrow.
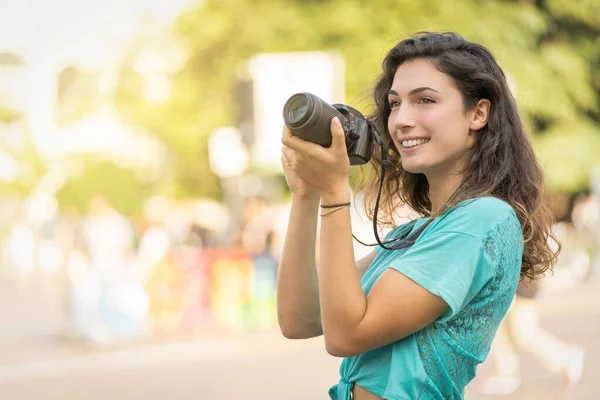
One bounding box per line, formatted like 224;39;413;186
388;87;440;97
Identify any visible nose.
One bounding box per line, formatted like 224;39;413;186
393;106;416;130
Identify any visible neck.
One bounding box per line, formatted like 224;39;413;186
426;171;464;215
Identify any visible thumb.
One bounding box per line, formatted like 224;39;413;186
330;117;346;150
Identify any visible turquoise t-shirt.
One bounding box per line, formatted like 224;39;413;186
329;197;523;400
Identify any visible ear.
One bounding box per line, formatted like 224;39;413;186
469;99;490;131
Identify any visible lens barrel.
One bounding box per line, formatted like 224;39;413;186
283;93;343;148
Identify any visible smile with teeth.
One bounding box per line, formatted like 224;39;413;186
402;138;430;148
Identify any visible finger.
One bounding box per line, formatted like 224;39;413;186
282;124;318;154
280;154;290;170
330;117;346;151
281;124;293;142
281;146;296;168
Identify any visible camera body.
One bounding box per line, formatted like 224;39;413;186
332;103;375;166
282;93;375;166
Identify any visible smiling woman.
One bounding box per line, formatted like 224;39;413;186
277;31;560;400
385;59;490;184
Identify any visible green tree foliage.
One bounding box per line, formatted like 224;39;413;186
56;66;101;125
55;158;149;216
0;106;19;124
0;112;47;196
0;52;23;67
115;0;600;196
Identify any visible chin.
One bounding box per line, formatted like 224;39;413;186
401;160;426;174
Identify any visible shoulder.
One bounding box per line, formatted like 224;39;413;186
385;219;420;239
454;196;515;218
432;197;521;239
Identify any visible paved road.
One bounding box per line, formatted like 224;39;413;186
0;280;598;399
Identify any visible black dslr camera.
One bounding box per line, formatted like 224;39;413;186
282;93;375;165
283;93;411;251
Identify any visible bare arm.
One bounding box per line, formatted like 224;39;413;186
276;195;377;340
318;190;448;358
276;195;321;339
280;117;449;357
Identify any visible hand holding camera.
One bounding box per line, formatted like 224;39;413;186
281;115;351;199
282;93;375;165
280;129;320;201
280;93;376;198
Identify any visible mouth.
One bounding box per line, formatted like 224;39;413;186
400;138;430;150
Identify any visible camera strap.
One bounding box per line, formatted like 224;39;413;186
351;121;431;251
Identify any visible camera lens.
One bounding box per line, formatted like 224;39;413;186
286;95;310;125
283;92;342;148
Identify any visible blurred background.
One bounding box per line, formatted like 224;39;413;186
0;0;598;399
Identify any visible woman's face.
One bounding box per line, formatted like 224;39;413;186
387;59;478;177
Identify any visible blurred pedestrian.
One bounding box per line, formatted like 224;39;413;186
572;192;600;282
240;196;279;326
73;195;136;343
277;32;560;400
478;282;585;395
82;196;134;282
590;167;600;281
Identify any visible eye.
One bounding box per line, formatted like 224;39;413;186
418;97;436;104
389;99;401;108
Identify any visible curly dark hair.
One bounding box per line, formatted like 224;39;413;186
362;32;560;280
